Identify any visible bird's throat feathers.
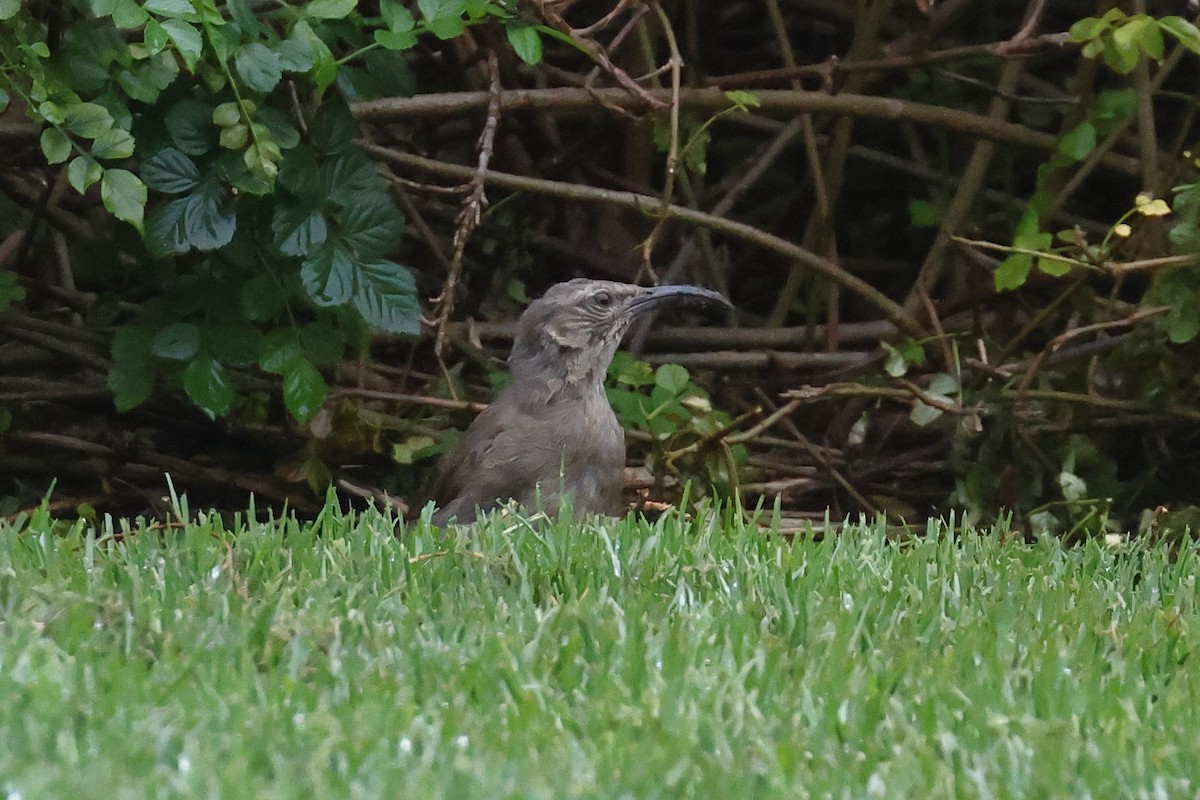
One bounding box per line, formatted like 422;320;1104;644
509;336;616;403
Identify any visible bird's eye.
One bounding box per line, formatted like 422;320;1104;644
592;291;613;308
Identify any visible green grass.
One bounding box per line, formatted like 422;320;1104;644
1;500;1198;799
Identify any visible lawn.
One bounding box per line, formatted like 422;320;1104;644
1;500;1197;799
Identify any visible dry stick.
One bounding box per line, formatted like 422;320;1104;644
755;387;881;517
627;113;807;353
902;41;1030;318
764;0;840;344
707;31;1073;89
1133;0;1159;186
640;2;683;268
533;1;664;110
433;51;501;357
766;0;891;329
334;386;488;413
352;88;1140;175
366;146;926;337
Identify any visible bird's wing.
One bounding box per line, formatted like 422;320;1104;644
431;398;562;520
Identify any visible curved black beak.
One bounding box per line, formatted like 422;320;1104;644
626;284;733;316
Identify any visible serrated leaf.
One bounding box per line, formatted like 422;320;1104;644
181;182;236;250
350;259;420;334
272;206;328;256
306;0;356;19
152;322;202;360
506;24;542;65
183;355;234;418
301;243;355;306
205;324;261;366
308;100;357;155
240;274;287;322
142;147;199;193
283;360;327;423
259;329;304;373
161;19;202;70
235;42;283;93
108;361;155;411
166;99;216;155
101;168;147;230
292;21;337;93
90;127;136;160
339;201;403;258
67;156;103;194
145;197;190;256
40;127;72;164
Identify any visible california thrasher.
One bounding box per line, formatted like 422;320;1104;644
430;279;731;524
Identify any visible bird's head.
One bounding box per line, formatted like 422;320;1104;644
509;279;731;398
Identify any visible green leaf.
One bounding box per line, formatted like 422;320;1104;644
306;0;356;19
654;363;690;395
0;0;20;21
152;322;202;360
1101;36;1140;73
205;324;262;366
1056;122;1096;162
374;29;419;50
908;199;940;228
272;207;328;256
240;274;287;322
994;253;1032;291
282;360;327;423
90;128;136;160
350;259;420;334
235;43;283;93
0;269;27;312
339;201;403;258
145;197;190;256
166;99;216;155
101;168;147;230
141;147;199;193
67;157;102;194
292;21;337;93
161;19;202;70
276;36;315;72
111;0;150;27
64;102;114;138
506;24;542;65
308;100;357;155
1069;16;1109;43
382;0;415;31
108;361;155;411
1166;305;1200;344
1159;16;1200;56
112;324;154;363
260;329;304;373
211;102;241;128
183;355;234;418
182;181;236;250
40;127;72;165
301;243;355;306
219;123;249;150
426;14;465;39
299;322;345;362
144;0;195;17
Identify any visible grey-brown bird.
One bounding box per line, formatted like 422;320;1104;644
430;279;731;525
